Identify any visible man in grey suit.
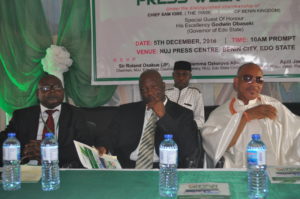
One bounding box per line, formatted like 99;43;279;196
96;70;202;168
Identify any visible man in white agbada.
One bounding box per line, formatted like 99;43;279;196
202;63;300;168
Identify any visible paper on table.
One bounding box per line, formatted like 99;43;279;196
267;166;300;184
74;140;122;169
0;165;41;183
21;165;42;183
177;183;231;199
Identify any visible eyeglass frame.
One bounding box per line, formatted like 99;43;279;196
38;85;64;92
239;74;264;84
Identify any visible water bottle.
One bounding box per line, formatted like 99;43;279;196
2;132;21;191
41;132;60;191
247;134;268;199
159;134;178;197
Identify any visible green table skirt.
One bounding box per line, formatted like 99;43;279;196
0;169;299;199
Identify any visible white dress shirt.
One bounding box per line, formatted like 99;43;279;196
36;104;61;140
130;98;168;162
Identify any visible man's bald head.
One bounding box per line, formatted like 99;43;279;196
139;70;165;104
234;63;264;104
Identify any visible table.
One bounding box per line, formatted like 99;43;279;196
1;169;299;199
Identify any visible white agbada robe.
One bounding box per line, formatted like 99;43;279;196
202;94;300;168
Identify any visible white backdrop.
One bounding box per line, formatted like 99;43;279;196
91;0;300;85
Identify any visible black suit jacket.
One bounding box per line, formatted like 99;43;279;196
96;100;199;168
0;103;93;168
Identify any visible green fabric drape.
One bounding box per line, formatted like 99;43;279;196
0;0;51;115
57;0;116;107
0;0;116;116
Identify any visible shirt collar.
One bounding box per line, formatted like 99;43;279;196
40;104;62;113
145;97;168;113
163;97;168;105
236;97;259;106
229;96;262;115
173;86;188;92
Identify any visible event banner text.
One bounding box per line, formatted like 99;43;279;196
91;0;300;85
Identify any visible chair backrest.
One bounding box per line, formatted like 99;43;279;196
80;106;118;139
284;103;300;116
185;129;205;168
204;105;218;121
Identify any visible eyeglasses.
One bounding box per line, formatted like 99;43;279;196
38;85;63;92
240;74;264;84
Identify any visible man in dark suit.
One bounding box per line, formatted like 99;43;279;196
0;75;92;167
96;70;201;168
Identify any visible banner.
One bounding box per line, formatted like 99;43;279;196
91;0;300;85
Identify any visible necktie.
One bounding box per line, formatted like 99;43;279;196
135;112;157;169
42;110;58;139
